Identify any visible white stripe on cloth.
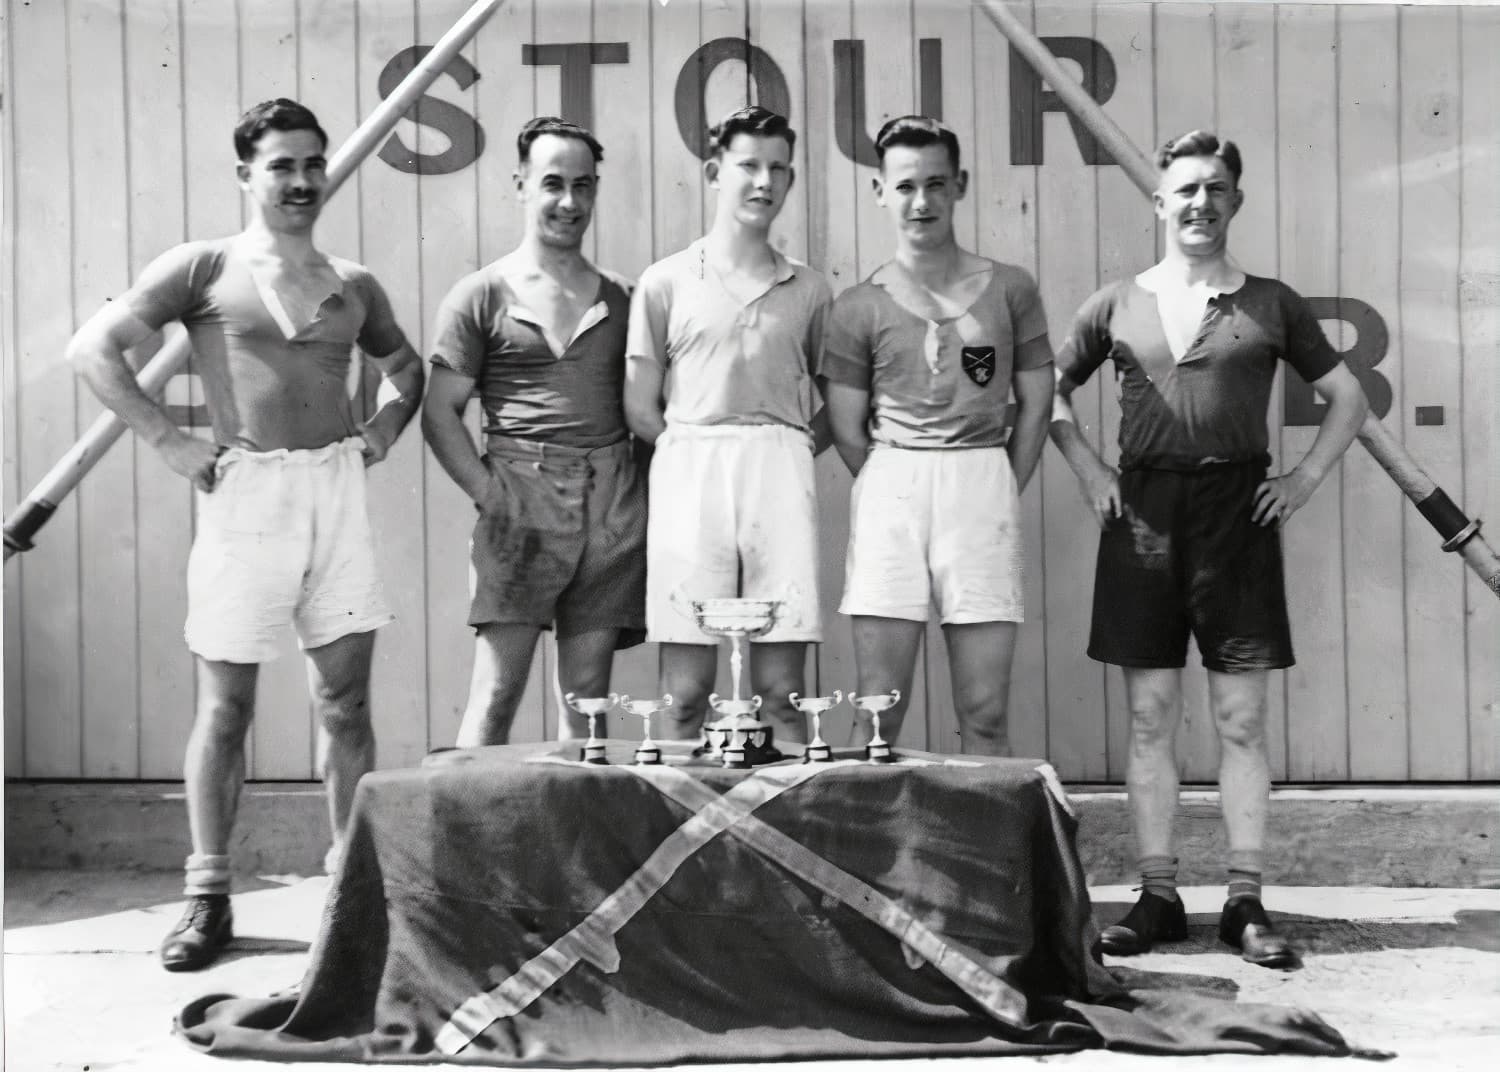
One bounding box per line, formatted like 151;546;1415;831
434;761;836;1055
623;763;1031;1030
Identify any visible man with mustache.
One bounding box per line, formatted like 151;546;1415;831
821;115;1055;758
1050;130;1368;967
423;117;646;746
69;98;424;971
625;106;832;747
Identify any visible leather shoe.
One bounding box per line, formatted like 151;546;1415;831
1219;895;1296;968
1098;890;1188;956
159;894;233;972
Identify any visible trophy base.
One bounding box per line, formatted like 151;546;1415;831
804;742;834;763
581;741;608;765
865;740;896;764
634;744;662;765
703;719;784;766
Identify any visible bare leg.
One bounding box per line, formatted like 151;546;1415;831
850;616;924;746
554;628;619;740
305;630;377;852
1123;667;1185;862
748;641;810;744
1208;670;1271;864
184;658;259;884
659;642;717;739
455;623;542;746
942;621;1019;756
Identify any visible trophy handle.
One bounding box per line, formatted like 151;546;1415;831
660;694;674;708
788;691;801;706
831;689;844;706
750;695;763;712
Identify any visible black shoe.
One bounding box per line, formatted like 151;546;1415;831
1219;895;1296;968
1098;890;1188;956
159;894;234;972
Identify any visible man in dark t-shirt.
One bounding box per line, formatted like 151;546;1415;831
1051;130;1368;968
422;117;646;747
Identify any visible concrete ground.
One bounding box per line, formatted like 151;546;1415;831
4;871;1498;1071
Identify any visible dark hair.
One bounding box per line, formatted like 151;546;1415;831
706;105;796;157
234;99;328;162
516;116;604;165
1155;129;1242;184
874;115;961;172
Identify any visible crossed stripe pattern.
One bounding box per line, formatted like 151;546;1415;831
436;758;1030;1055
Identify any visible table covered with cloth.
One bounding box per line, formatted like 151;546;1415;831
177;740;1356;1063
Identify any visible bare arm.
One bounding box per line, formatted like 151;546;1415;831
420;364;489;504
821;379;872;477
1252;361;1369;526
357;339;424;466
1048;368;1121;528
623;356;668;445
68;304;221;491
1005;340;1055;492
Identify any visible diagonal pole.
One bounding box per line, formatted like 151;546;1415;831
3;0;509;561
974;0;1499;598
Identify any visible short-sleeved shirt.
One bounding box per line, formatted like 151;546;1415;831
121;237;406;452
626;239;833;431
1056;275;1342;469
429;267;633;449
820;260;1051;449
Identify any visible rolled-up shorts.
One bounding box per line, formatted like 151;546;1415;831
646;423;822;645
470;435;646;647
185;437;393;664
1088;461;1294;673
840;444;1024;624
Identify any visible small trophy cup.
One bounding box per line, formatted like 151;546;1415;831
618;694;673;765
692;597;784;768
851;688;901;764
564;692;617;765
789;690;843;763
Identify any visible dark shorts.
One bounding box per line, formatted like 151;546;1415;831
1088;462;1294;673
470;436;647;648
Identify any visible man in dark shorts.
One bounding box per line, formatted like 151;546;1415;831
1051;131;1368;967
423;117;646;746
70;99;424;971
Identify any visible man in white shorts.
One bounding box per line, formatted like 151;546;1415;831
822;116;1054;755
625;105;833;745
69;99;423;971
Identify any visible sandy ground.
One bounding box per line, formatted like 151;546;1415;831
3;872;1498;1071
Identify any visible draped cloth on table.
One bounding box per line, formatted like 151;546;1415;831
177;741;1356;1064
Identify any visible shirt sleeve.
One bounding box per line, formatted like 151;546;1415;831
118;242;218;330
803;272;834;377
626;266;671;368
1278;283;1342;383
1054;286;1115;388
1005;266;1050;350
818;288;874;392
428;275;490;381
354;271;409;358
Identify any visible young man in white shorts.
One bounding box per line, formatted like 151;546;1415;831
69;99;423;971
625;105;833;744
822;116;1054;755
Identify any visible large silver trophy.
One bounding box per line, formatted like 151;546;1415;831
563;692;617;765
850;688;901;764
691;597;785;768
789;690;843;763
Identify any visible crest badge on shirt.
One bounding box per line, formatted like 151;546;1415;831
962;346;996;386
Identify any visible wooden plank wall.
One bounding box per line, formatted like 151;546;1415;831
3;0;1496;784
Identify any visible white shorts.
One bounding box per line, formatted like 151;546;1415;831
647;424;822;644
840;445;1024;625
184;438;393;663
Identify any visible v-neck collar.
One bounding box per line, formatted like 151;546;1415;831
1134;272;1247;366
233;236;345;341
504;276;609;360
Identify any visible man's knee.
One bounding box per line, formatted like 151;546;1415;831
313;676;372;738
1213;700;1267;751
